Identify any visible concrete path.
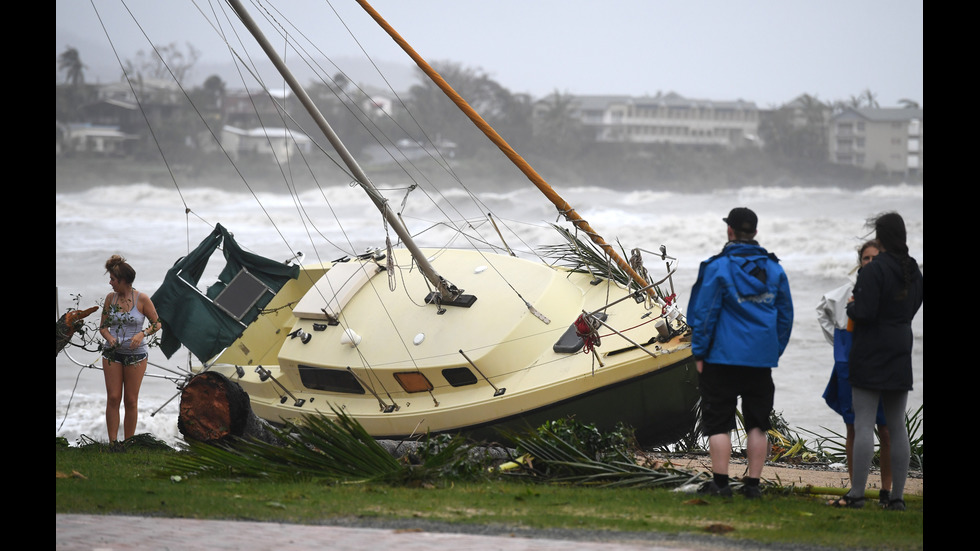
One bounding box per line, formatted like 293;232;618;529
56;514;704;551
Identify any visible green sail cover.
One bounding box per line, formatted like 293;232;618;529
151;223;299;362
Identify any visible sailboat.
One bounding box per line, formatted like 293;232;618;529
142;0;701;446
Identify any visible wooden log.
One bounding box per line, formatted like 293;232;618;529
56;306;99;357
178;371;282;445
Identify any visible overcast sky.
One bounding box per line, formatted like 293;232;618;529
56;0;922;108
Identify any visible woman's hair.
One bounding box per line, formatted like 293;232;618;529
867;212;914;299
105;254;136;285
872;211;909;257
857;239;881;264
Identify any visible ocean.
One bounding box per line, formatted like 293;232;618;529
56;181;923;448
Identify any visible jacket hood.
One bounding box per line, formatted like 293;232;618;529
725;242;773;299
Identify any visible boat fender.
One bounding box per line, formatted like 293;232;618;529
341;328;361;347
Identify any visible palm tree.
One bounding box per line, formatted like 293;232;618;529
57;46;86;87
860;88;879;108
532;90;586;158
898;98;920;109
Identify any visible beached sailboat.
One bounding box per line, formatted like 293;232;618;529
146;0;700;446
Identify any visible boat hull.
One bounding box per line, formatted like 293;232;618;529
192;249;701;447
444;354;699;446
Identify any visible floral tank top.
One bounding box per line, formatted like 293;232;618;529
104;291;148;356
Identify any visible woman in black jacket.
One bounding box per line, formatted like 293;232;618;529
832;212;922;510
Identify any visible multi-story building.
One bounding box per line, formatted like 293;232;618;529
829;107;923;176
550;92;760;149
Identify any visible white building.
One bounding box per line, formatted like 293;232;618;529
829;107;923;176
547;92;760;149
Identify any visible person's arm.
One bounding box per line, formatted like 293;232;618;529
776;271;794;357
131;293;162;348
99;293;117;348
688;263;722;361
846;264;882;324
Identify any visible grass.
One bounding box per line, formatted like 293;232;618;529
56;435;923;550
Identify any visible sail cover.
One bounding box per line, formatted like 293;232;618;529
152;223;299;362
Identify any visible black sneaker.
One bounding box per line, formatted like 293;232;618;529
885;498;906;511
740;484;762;499
698;480;733;497
878;489;890;507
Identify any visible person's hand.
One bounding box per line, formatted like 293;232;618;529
130;332;144;349
696;359;703;374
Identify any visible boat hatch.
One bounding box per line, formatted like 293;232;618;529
293;261;383;321
213;268;273;321
552;312;608;353
297;365;365;394
394;372;434;393
442;367;478;387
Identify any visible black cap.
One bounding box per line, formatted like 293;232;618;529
723;207;758;233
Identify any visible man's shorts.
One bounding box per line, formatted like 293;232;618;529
699;362;774;436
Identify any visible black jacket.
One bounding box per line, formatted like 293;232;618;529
846;251;923;391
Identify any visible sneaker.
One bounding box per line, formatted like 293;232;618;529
878;489;890;506
698;480;733;497
885;498;906;511
740;484;762;499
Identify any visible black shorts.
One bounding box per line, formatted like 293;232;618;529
102;350;148;366
699;363;774;436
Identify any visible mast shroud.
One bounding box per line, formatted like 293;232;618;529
226;0;460;302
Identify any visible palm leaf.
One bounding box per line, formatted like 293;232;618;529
163;405;475;484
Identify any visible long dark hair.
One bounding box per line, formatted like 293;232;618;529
868;211;914;300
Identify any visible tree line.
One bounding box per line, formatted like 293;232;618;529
57;45;916;187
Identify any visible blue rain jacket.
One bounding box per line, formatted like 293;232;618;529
687;241;793;367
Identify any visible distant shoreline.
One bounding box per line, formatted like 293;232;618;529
56;155;917;195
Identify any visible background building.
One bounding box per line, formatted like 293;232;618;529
829;107;923;176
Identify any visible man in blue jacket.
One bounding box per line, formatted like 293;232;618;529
687;207;793;498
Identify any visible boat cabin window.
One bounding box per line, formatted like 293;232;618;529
394;372;434;393
298;365;365;394
213;268;272;321
442;367;478;387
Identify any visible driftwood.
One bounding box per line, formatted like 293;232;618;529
178;371;282;445
56;306;99;357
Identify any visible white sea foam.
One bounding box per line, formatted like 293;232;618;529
56;182;923;447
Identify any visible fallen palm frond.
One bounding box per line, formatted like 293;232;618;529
163;405;485;485
501;418;703;489
540;224;670;302
766;411;823;463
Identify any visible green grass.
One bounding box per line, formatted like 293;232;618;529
56;439;923;550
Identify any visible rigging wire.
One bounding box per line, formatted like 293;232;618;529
92;1;659;392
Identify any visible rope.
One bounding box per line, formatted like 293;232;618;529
574;314;603;354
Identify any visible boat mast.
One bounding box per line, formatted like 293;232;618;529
355;0;658;300
226;0;462;303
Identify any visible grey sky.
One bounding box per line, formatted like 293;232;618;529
56;0;922;108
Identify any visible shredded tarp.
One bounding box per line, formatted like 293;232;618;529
151;223;299;362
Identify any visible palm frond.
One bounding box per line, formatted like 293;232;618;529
539;224;632;286
163;405;479;485
501;417;701;489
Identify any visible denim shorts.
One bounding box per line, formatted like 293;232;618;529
102;350;148;366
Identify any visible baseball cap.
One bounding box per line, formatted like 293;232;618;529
723;207;758;233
